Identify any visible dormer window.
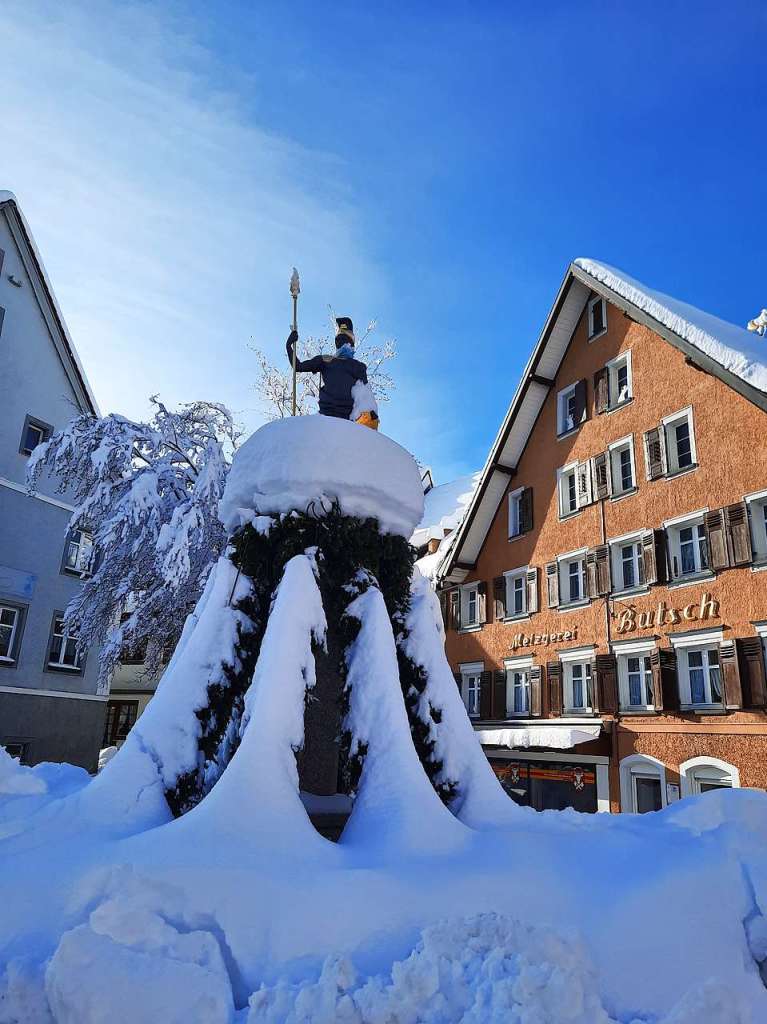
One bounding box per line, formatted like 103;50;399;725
588;295;607;340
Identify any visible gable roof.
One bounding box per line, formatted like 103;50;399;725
439;259;767;585
0;191;99;415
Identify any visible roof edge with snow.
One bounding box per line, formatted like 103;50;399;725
439;260;767;585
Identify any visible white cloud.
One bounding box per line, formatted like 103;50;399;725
0;0;387;428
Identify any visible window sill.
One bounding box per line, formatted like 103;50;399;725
667;572;715;591
458;625;482;635
605;397;633;415
556;426;581;442
619;707;657;716
563;708;596;717
503;613;530;624
45;663;83;674
751;561;767;574
679;704;726;715
558;600;590;611
588;328;608;343
62;569;92;579
663;464;699;482
558;508;583;522
612;585;650;599
609;487;638;503
507;531;530;544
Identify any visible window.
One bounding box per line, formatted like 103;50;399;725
47;616;82;672
103;701;139;747
505;569;527;618
620;754;667;813
588;295;607;339
618;653;654;709
680;757;740;797
678;646;722;707
558;552;587;606
0;606;21;663
666;513;710;580
610;534;646;593
608;436;636;496
607;352;632;407
508;487;532;539
503;659;533;717
19;415;53;456
463;586;478;628
557;384;578;435
558;463;580;517
460;663;484;718
63;529;94;576
746;491;767;564
662;408;697;475
563;660;593;712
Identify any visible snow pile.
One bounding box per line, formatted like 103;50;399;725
575;259;767;394
350;379;378;422
245;913;615;1024
219;417;424;538
0;745;47;796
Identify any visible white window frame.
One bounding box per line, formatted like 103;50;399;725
559;645;596;714
606;350;632;408
679;756;740;798
620;754;668;813
588;295;607;340
508;486;523;539
557;462;580;518
504;567;528;620
613;638;656;711
609;530;647;595
0;605;21;663
745;488;767;566
459;661;484;719
460;583;480;630
557;548;588;608
504;655;534;718
662;406;697;475
556;383;579;436
608;435;637;497
664;510;711;582
669;628;725;709
63;529;94;576
47;616;82;672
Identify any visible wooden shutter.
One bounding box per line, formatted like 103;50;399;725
595;545;610;595
449;589;461;631
643;426;667;480
529;666;542;717
545;561;559;608
477;581;487;624
642;530;659;585
493;576;506;621
591;451;611;500
585;549;598;599
719;641;743;709
593;367;609;414
526;567;539;614
439;591;448;629
725;503;752;566
453;671;462;692
546;661;562;717
576;461;592;507
651;648;678;711
573;378;588;424
519;487;533;534
479;670;493;719
492;669;507;719
738;638;767;707
595;654;618;714
704;509;729;571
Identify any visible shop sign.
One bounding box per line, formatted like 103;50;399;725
510;627;579;651
615;592;719;635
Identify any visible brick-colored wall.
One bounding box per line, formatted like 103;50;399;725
445;296;767;805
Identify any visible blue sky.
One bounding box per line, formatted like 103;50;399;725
2;1;765;480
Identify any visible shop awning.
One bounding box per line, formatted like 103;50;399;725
475;722;602;750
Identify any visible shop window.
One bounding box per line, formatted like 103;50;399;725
588;295;607;340
490;757;598;813
103;700;139;747
558;552;588;607
608;436;636;496
620;754;667;813
680;757;739;797
665;513;710;581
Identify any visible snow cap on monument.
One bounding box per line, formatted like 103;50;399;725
219;415;424;537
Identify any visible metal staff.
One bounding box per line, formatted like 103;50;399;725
290;267;300;415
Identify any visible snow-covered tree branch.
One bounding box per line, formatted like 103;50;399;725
252;320;397;419
27;397;240;687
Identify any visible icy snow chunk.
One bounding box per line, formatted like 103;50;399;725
219;416;424;538
350;379;378;422
575;259;767;395
0;745;47;796
46;896;234;1024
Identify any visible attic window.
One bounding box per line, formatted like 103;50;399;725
19;415;53;456
588;296;607;340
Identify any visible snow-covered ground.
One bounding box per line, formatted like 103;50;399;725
2;420;766;1023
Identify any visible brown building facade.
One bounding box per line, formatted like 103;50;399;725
439;261;767;814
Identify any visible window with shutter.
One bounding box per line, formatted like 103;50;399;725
588;295;607;339
526;567;538;614
545;561;559;608
641;530;659;585
593;367;609;414
724;503;752;566
519;487;533;534
505;569;528;618
591;452;610;499
650;649;679;711
666;516;710;580
738;638;767;707
493;670;507;719
719;642;743;709
493;576;506;620
595;545;610;595
529;666;542;717
643;427;667;480
449;589;461;631
745;494;767;564
704;509;730;571
546;661;562;717
585;550;598;599
663;408;697;474
477;582;488;624
573;378;588;425
577;461;592;507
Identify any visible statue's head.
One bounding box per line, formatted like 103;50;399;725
335;317;355;348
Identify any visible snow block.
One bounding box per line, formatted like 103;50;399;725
219;416;424;538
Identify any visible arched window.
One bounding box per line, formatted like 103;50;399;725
679;757;740;798
619;754;667;814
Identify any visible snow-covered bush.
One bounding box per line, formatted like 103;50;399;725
27;397;239;686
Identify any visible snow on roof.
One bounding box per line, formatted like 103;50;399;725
411;472;481;549
575;258;767;396
0;190;99;415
